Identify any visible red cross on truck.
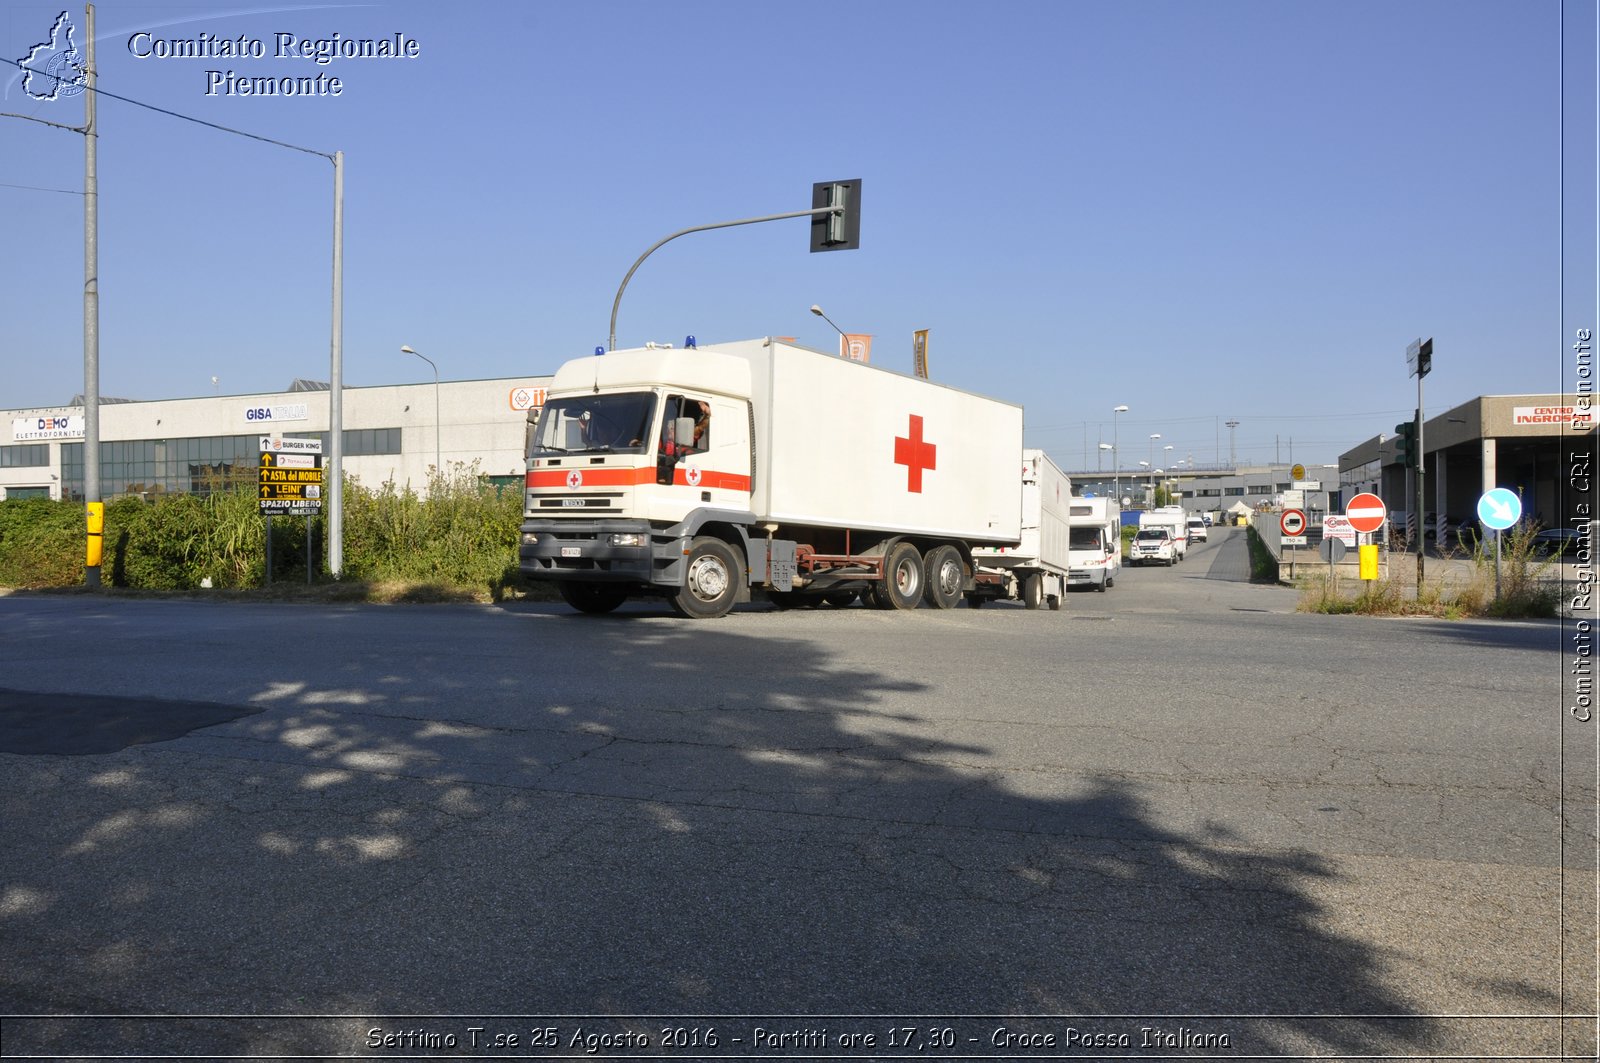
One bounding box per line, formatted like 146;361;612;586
520;337;1024;618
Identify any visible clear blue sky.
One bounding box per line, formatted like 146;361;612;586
3;0;1595;469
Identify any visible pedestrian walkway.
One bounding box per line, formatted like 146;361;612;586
1200;526;1255;583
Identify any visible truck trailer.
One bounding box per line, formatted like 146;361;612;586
968;449;1072;609
519;338;1024;618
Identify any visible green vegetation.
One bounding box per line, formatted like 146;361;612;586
1297;523;1562;619
0;461;537;602
1244;525;1280;583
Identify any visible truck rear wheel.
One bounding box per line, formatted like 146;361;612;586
1022;573;1043;609
878;541;923;610
558;581;629;614
672;537;739;619
922;545;963;610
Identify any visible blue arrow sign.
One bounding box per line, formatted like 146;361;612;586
1476;487;1522;531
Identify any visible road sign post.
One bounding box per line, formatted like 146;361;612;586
259;436;326;585
1477;487;1524;600
1346;493;1387;588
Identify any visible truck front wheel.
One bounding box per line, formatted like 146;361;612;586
1022;573;1043;609
559;581;629;614
673;537;740;619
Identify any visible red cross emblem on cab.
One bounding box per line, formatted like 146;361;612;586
894;414;937;493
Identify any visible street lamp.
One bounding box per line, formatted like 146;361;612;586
399;345;441;476
1112;404;1129;502
1162;445;1173;504
1098;442;1113;474
1148;433;1162;485
810;304;848;355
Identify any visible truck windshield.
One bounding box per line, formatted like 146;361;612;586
1134;529;1168;541
528;393;654;457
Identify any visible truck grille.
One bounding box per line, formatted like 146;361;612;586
530;492;626;517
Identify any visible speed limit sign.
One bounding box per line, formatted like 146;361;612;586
1280;509;1307;536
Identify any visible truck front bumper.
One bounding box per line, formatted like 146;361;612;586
520;519;679;584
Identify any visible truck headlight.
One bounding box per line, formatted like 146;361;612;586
521;533;539;546
608;533;645;547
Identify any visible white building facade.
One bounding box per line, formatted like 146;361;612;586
1;376;551;502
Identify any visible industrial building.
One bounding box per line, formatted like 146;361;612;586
1;375;552;502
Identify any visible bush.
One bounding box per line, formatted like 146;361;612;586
0;497;82;588
0;461;527;600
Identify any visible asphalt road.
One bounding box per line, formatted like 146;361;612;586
1;527;1595;1060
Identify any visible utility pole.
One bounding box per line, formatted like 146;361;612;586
83;3;101;588
1225;420;1239;467
1406;338;1433;586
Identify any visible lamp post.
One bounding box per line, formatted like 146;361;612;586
1162;444;1173;502
1225;419;1239;467
1112;404;1128;502
810;304;848;355
399;345;441;476
1148;433;1162;492
1098;442;1113;475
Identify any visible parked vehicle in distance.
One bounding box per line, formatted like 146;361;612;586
1532;522;1595;558
1186;516;1208;543
1203;514;1213;526
1130;527;1177;566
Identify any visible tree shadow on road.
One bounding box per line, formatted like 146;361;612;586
0;602;1463;1057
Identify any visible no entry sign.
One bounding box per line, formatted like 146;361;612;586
1280;509;1307;536
1345;492;1387;534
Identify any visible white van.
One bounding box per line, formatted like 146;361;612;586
1066;497;1121;590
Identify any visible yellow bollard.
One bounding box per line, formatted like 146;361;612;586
1358;542;1378;581
85;501;104;568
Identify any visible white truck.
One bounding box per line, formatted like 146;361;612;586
520;338;1024;618
1065;495;1120;591
968;449;1072;609
1138;506;1189;560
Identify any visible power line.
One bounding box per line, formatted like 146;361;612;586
0;54;332;162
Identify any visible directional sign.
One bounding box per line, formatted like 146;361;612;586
1291;464;1306;481
1345;492;1387;534
1280;509;1307;536
1477;487;1523;531
260;438;324;516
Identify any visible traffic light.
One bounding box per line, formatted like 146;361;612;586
1393;418;1416;466
810;179;862;252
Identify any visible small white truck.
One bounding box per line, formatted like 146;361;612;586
520;338;1024;618
968;449;1072;609
1129;527;1177;566
1138;507;1189;561
1066;495;1120;591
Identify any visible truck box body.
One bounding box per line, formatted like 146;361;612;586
970;449;1071;607
740;339;1022;543
521;338;1024;616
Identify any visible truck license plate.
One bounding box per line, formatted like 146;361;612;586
561;547;581;558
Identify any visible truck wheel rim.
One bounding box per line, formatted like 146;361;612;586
689;556;728;599
936;560;960;596
896;559;920;596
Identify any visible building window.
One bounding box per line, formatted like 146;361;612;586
2;486;50;500
1195;488;1222;498
0;444;48;468
1276;482;1292;492
1247;485;1273;494
1225;487;1246;496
